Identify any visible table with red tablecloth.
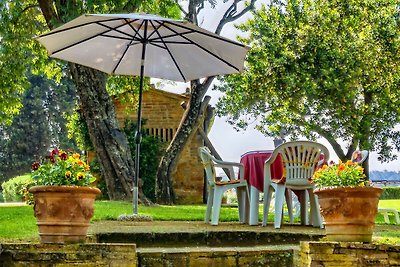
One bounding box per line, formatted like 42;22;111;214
240;150;285;225
240;150;284;191
240;150;325;226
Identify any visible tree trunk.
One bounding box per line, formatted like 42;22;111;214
155;0;256;204
37;0;153;204
156;80;211;203
69;64;150;204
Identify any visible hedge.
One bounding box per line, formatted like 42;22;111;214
1;174;32;202
380;186;400;200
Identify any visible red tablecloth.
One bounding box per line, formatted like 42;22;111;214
240;151;284;192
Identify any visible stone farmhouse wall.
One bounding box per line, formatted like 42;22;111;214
114;88;205;204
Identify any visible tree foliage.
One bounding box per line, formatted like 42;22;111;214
216;0;400;166
0;73;78;181
0;0;180;201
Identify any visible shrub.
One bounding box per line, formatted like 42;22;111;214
380;186;400;200
124;120;165;202
1;174;33;202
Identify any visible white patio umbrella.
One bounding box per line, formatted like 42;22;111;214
36;13;249;214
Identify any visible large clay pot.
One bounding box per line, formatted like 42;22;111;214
314;186;383;242
29;185;101;243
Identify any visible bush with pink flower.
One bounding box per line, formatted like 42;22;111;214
312;160;368;188
31;149;95;186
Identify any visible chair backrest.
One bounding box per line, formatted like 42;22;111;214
198;146;218;187
351;150;368;164
275;141;330;186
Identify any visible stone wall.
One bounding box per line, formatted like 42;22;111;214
114;89;205;204
138;246;295;267
297;241;400;267
0;243;137;266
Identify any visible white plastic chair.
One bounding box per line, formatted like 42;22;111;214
262;141;329;228
198;146;249;225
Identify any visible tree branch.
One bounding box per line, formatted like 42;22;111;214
309;123;346;160
215;0;256;34
21;4;39;14
38;0;59;29
122;1;139;13
174;0;188;17
196;2;205;14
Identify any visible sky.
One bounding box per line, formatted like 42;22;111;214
157;1;400;172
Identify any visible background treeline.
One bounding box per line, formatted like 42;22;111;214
0;73;164;201
370;171;400;182
0;73;78;181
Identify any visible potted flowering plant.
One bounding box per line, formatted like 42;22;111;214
29;149;101;244
313;160;383;242
31;149;96;186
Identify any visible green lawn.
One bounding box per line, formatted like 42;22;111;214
378;199;399;210
0;200;398;243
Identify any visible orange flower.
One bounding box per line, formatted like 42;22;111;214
338;162;346;171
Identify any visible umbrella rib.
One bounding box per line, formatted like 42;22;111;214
150;20;187;82
161;23;240;72
166;20;247;48
148;30;195;43
37;17;130;38
125;18;145;41
111;40;135;74
50;19;141;56
51;29;114;55
149;42;167;50
151;40;192;44
96;20;141;40
146;20;164;40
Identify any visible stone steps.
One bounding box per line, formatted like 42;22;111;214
94;230;323;248
92;229;323;266
136;244;298;267
88;221;325;266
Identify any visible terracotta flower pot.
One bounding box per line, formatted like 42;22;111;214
29;185;101;243
314;186;383;242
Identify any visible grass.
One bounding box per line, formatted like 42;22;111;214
93;201;241;221
0;205;38;242
0;200;398;243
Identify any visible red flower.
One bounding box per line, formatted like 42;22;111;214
48;154;56;163
51;149;59;155
60;151;68;160
31;162;40;171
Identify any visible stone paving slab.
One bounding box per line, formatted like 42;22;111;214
88;220;325;235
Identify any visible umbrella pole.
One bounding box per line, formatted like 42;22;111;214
133;64;144;215
133;22;148;215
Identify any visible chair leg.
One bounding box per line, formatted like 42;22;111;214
308;189;322;228
262;186;273;226
250;186;260;225
285;189;294;224
236;187;247;223
205;187;214;223
274;186;286;228
211;187;224;225
296;190;307;226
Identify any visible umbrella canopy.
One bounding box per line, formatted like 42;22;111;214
36;13;249;81
36;13;249;214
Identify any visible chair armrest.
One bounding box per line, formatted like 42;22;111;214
214;162;244;182
264;149;280;165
